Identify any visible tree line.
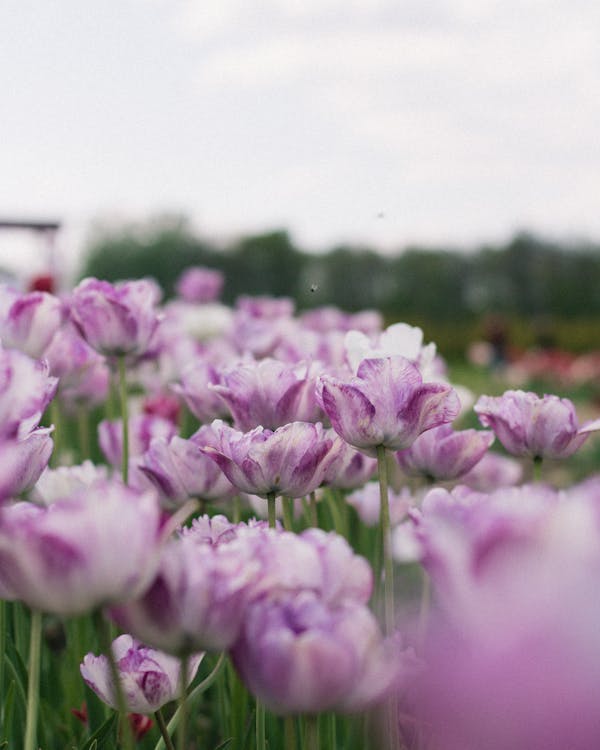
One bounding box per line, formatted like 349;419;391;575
81;217;600;354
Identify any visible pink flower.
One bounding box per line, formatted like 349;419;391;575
69;278;161;358
139;428;236;507
0;480;162;615
175;267;224;303
0;348;57;439
395;424;494;481
414;484;600;750
111;531;262;654
81;634;203;713
474;390;600;459
172;361;230;424
210;358;323;431
44;324;110;411
319;357;460;456
231;591;410;715
0;427;53;499
202;420;336;498
0;288;65;358
98;415;177;468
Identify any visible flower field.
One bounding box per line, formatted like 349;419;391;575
0;267;599;750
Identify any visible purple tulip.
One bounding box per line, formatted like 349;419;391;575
300;306;382;334
202;420;336;498
44;323;110;410
460;451;524;492
31;460;109;505
319;357;460;456
299;528;373;605
172;361;230;424
235;296;295;319
274;329;348;369
0;348;58;439
210;358;323;431
0;427;53;499
69;278;161;357
347;482;412;527
414;484;600;750
81;634;203;713
231;297;296;358
344;322;436;375
395;424;494;481
98;415;177;468
0;480;162;615
111;531;262;654
392;483;560;615
321;433;378;490
139;429;236;506
175;266;224;303
419;620;600;750
0;289;66;359
221;525;369;605
181;513;242;546
185;520;372;605
231;591;409;715
475;390;600;460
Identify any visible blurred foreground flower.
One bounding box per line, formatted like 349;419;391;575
413;482;600;750
0;480;162;615
232;590;414;715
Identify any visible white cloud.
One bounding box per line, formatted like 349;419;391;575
2;0;600;264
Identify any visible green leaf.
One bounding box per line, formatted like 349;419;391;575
81;714;117;750
4;653;27;711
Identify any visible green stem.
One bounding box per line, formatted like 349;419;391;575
105;370;118;420
154;709;176;750
256;699;266;750
118;355;129;485
304;715;319;750
325;490;344;536
376;445;395;636
93;610;134;750
533;455;543;482
328;713;337;750
49;399;61;467
282;497;294;531
0;600;5;708
153;653;227;750
177;656;188;750
77;403;91;462
228;660;247;750
24;610;42;750
309;492;318;527
284;715;296;750
267;492;277;529
233;495;241;524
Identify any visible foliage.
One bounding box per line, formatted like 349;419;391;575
81;221;600;354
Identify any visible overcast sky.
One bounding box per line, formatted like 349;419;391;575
1;0;600;278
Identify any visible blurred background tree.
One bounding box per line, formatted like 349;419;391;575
81;218;600;358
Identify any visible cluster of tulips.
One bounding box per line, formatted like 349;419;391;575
0;266;599;750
